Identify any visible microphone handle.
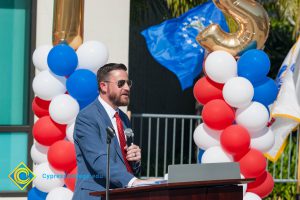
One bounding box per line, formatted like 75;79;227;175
127;136;134;147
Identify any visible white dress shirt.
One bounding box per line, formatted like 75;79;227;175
98;96;121;144
98;96;137;187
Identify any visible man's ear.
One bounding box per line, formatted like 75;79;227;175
99;82;107;94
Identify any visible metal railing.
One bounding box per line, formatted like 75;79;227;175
131;113;299;183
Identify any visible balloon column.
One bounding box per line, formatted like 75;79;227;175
193;0;277;199
193;48;277;199
30;41;108;199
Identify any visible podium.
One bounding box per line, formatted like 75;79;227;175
90;178;254;200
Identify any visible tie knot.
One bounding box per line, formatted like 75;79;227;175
114;112;120;119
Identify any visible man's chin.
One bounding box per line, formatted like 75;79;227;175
116;100;129;107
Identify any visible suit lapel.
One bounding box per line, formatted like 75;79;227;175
94;99;125;165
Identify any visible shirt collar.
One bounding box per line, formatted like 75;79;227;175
98;96;118;119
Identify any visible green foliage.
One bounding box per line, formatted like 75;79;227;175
264;22;294;79
276;0;300;39
264;134;298;199
166;0;207;17
260;0;298;78
264;183;296;200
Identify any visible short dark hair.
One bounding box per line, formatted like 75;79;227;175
97;63;127;91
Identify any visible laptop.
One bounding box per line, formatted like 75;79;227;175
167;162;241;183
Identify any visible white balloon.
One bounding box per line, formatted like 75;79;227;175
193;123;221;150
77;41;109;71
243;192;261;200
223;77;254;108
201;146;233;163
33;162;64;193
49;94;79;124
32;70;66;100
32;45;52;71
46;187;73;200
66;122;75;143
30;141;49;164
239;174;247;196
236;102;269;132
205;50;237;83
250;127;275;153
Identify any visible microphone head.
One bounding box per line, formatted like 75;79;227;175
106;127;116;139
124;128;134;137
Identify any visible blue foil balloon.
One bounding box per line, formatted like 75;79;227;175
238;49;270;85
28;187;47;200
48;44;78;76
253;77;278;106
67;69;99;101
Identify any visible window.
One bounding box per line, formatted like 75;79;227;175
0;0;36;196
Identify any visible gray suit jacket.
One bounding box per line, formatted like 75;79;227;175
72;99;140;200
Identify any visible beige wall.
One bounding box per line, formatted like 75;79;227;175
35;0;131;113
36;0;131;67
84;0;130;65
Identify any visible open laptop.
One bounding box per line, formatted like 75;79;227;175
167;162;241;183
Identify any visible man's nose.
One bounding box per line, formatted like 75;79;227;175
123;83;130;90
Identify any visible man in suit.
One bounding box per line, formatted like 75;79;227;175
73;63;155;199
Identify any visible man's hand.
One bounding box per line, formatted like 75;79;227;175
124;144;141;162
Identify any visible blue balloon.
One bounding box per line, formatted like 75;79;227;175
48;44;78;76
28;187;47;200
238;49;270;85
67;69;99;101
253;77;278;106
238;41;257;56
77;91;99;110
197;148;205;163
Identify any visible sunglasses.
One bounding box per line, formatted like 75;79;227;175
104;80;133;88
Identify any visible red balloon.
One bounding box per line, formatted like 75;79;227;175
247;171;274;198
193;76;224;105
65;167;77;191
202;99;235;130
48;140;77;172
32;97;50;118
238;148;266;178
33;116;66;146
247;171;267;189
233;149;249;161
220;125;250;155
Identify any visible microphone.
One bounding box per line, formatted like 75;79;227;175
124;128;134;147
106;127;115;144
105;126;115;200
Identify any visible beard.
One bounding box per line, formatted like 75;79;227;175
108;92;130;107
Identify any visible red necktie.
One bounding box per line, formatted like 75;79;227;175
114;112;133;173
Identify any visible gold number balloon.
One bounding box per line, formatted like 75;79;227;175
52;0;84;50
196;0;270;56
